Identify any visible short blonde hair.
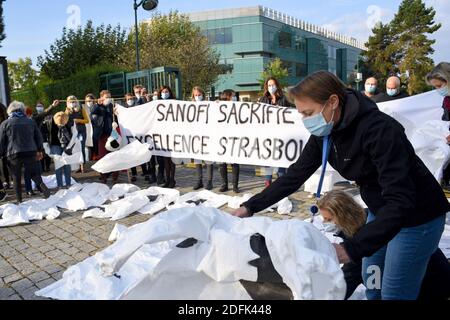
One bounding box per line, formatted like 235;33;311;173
317;190;367;237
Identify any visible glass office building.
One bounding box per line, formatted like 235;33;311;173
186;6;365;101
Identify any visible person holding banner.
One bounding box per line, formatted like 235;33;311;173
92;90;120;184
373;76;409;103
362;77;379;101
192;86;214;190
127;91;152;183
159;86;176;188
219;89;240;193
232;70;449;300
65;95;90;173
258;77;293;188
426;62;450;187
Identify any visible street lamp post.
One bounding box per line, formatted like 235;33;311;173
133;0;159;71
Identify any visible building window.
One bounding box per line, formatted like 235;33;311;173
295;63;307;77
281;60;294;76
328;45;337;59
278;31;292;48
203;27;233;45
219;64;234;75
294;35;306;52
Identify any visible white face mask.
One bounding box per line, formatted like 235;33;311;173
103;98;112;105
127;100;135;107
268;85;277;95
322;222;340;233
161;92;170;100
194;95;204;102
135;94;141;99
152;95;158;101
36;107;44;114
69;102;77;109
232;96;238;102
86;102;94;108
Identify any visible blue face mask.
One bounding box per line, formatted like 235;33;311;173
302;103;335;137
387;88;398;97
437;86;449;97
365;84;377;94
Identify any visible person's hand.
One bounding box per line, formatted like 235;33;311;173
51;100;60;108
113;106;119;115
231;206;252;218
446;134;450;144
333;243;350;264
36;151;43;161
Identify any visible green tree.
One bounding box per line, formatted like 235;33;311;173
8;58;39;90
0;0;5;47
258;58;289;90
390;0;441;95
38;20;127;80
361;22;397;87
119;11;221;98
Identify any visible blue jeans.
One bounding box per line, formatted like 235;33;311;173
50;145;72;188
362;211;445;300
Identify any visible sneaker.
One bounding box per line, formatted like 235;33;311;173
219;185;229;192
193;181;203;190
39;183;51;199
3;182;11;190
233;186;241;194
206;181;213;191
148;175;157;184
0;190;6;201
26;191;36;196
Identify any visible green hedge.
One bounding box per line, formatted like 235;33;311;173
11;64;124;109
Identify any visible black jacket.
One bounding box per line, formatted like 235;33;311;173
372;91;409;103
259;94;293;107
243;89;450;262
0;114;43;158
91;103;114;136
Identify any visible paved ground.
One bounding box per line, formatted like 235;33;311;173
0;163;355;300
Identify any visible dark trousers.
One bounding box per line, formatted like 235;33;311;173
131;164;149;177
195;163;213;183
25;161;42;192
164;157;176;183
1;157;10;186
8;155;44;203
40;154;51;172
219;163;239;187
443;162;450;184
342;248;450;300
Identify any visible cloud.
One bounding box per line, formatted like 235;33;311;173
320;5;394;45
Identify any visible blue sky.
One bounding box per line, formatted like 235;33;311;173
1;0;449;67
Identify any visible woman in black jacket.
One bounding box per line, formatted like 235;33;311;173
0;101;50;203
232;71;449;300
259;77;293;188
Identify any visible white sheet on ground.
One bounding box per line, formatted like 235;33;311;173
91;140;152;174
227;193;292;214
167;190;230;210
36;207;346;300
108;184;141;201
32;175;78;190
